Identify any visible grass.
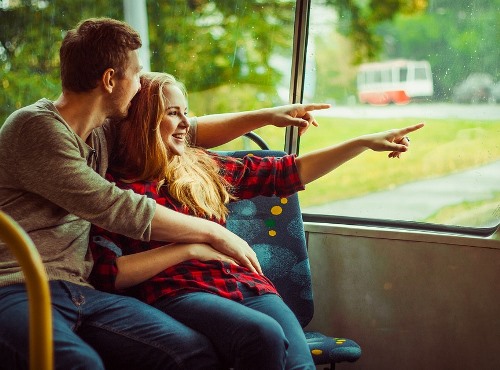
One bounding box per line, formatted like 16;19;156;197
297;117;500;208
215;117;500;209
424;193;500;227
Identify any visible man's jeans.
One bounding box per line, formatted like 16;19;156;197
0;281;220;370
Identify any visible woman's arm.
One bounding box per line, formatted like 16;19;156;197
114;243;237;289
194;103;330;148
295;123;425;185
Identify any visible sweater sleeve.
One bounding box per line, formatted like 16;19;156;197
14;114;155;241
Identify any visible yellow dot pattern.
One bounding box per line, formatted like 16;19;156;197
267;198;287;237
271;205;282;215
310;338;348;357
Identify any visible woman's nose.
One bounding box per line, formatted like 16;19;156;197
180;114;190;128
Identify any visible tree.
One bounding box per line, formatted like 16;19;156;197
146;0;294;93
377;0;500;99
323;0;428;63
0;0;123;124
1;0;421;125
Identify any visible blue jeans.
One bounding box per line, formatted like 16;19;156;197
0;281;221;370
154;286;315;370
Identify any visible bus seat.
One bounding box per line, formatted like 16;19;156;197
220;150;362;369
0;211;53;370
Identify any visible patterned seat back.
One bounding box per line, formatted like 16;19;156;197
221;150;314;327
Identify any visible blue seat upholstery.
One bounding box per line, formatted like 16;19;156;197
220;150;361;369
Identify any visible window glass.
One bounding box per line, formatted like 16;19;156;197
399;67;408;82
415;66;427;80
302;0;500;228
0;0;296;151
382;69;391;83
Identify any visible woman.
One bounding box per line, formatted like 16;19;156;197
90;72;423;370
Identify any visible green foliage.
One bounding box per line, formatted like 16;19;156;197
313;31;358;104
377;0;500;100
1;0;494;124
146;0;294;93
0;0;123;124
323;0;428;63
0;0;296;124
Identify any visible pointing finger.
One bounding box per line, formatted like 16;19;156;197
398;122;425;136
303;103;331;112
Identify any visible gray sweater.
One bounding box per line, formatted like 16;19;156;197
0;99;157;287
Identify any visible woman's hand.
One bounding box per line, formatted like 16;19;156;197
361;122;425;158
267;103;331;136
187;243;239;265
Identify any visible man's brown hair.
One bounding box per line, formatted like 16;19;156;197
60;17;142;92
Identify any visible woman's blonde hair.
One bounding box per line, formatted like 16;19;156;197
111;72;234;220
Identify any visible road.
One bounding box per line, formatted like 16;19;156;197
312;102;500;121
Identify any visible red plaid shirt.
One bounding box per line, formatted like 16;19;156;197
89;151;304;304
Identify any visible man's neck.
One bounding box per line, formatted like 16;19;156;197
54;91;106;142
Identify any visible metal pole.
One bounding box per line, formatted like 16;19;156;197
123;0;151;72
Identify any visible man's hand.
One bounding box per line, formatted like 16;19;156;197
187;243;239;265
208;226;262;274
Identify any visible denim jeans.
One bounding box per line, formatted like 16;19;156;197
154;285;315;370
0;281;221;370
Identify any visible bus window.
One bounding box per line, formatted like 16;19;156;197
414;66;427;80
399;67;408;82
302;0;500;230
381;69;391;83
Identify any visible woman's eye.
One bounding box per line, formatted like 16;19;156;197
168;110;177;116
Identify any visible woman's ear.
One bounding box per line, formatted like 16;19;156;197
102;68;115;93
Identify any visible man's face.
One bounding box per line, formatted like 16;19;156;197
107;50;142;120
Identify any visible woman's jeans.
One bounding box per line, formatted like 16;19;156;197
154;285;315;370
0;281;220;370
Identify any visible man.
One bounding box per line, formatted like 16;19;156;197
0;17;327;369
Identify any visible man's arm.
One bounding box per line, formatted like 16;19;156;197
150;205;262;274
194;103;330;148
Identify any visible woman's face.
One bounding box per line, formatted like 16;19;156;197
160;84;190;156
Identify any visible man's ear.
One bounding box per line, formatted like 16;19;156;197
102;68;115;93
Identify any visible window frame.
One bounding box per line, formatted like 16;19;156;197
289;0;499;236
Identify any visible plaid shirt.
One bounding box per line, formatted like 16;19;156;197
89;151;304;304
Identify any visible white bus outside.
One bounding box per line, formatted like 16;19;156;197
357;59;434;105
